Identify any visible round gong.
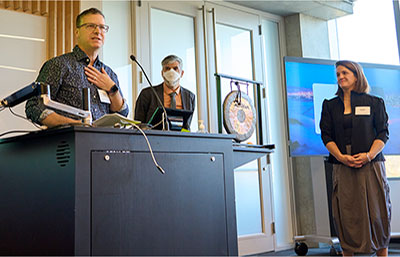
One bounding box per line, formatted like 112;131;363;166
223;90;256;142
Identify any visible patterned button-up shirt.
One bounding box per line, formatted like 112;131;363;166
25;45;129;124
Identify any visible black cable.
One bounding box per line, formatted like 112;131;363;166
0;130;37;138
113;123;166;174
130;55;169;130
0;122;93;139
130;123;166;174
8;107;42;129
148;119;164;129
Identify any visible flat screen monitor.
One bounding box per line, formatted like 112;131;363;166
284;56;400;156
148;107;193;131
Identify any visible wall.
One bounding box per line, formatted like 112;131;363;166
0;9;46;135
284;13;332;241
0;0;84;137
102;0;133;118
0;0;80;59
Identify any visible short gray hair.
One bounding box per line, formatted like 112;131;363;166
161;55;183;70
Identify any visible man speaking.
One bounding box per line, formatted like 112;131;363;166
25;8;129;127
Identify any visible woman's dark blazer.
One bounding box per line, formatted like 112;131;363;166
320;91;389;163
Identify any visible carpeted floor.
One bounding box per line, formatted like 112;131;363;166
255;243;400;256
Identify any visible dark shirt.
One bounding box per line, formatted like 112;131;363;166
343;113;352;145
320;91;389;163
25;45;129;124
134;83;195;128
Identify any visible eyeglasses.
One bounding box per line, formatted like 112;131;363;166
78;23;109;33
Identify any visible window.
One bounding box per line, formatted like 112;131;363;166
332;0;399;65
150;8;198;131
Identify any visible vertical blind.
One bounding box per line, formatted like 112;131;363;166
0;0;81;58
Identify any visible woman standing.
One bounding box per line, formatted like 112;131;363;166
320;60;391;256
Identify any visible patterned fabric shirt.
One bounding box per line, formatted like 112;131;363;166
25;45;129;124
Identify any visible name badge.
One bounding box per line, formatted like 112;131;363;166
98;89;111;104
355;106;370;115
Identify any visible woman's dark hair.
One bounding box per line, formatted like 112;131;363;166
335;60;370;95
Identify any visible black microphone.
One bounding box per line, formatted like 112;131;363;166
130;54;169;130
0;82;43;108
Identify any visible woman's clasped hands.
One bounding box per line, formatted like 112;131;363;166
340;152;370;168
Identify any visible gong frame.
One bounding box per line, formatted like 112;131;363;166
215;73;264;145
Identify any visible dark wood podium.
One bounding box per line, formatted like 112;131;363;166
0;126;273;256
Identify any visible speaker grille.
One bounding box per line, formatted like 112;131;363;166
56;141;71;167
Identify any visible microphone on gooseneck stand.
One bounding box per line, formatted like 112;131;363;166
130;55;169;131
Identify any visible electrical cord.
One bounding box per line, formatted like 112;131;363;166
130;55;169;130
0;130;37;138
1;108;94;138
130;123;166;174
0;125;91;138
8;107;43;129
148;118;165;130
0;107;44;138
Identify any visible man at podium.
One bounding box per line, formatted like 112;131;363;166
25;8;129;128
134;55;195;127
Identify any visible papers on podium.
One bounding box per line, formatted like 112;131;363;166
93;113;140;128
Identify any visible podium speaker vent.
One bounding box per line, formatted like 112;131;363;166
56;141;71;167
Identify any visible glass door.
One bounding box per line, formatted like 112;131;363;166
203;2;274;255
136;1;206;132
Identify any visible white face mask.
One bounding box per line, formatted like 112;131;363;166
162;69;181;88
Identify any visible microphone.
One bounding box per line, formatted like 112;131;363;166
130;55;169;130
0;82;44;108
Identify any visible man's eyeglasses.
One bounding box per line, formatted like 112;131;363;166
78;23;109;33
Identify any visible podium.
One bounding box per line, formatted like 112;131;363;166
0;126;273;256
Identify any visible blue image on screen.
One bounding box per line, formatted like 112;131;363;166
284;57;400;156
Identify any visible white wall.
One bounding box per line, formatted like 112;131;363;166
102;0;133;118
0;9;46;137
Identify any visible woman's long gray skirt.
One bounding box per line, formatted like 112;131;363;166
332;160;391;253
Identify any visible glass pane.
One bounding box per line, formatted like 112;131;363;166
215;23;262;236
234;165;262;235
216;24;252;79
150;8;198;131
335;0;399;65
216;24;257;145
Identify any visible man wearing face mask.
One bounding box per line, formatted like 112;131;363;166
134;55;196;127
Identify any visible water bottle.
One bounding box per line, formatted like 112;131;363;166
197;120;207;133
